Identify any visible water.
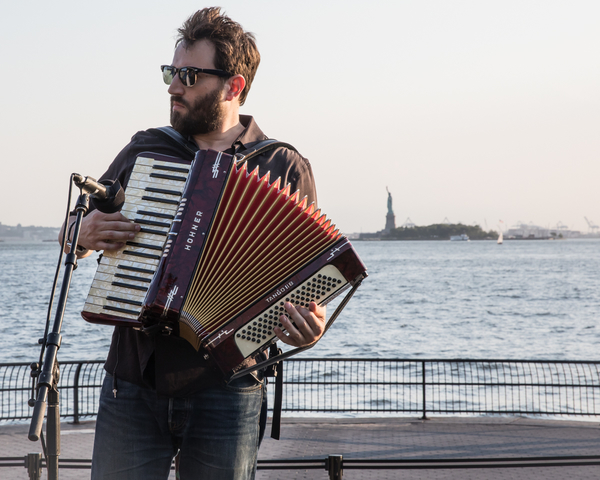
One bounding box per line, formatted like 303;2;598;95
0;242;111;363
313;238;600;360
1;239;599;364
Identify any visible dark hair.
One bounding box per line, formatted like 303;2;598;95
176;7;260;105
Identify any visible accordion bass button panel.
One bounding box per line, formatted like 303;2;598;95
82;156;188;323
234;264;347;358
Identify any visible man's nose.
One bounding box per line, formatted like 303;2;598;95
168;73;185;96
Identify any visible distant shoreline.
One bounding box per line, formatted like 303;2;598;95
354;236;600;242
0;238;58;243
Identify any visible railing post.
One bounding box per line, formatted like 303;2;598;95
421;361;427;419
24;453;43;480
326;454;343;480
72;362;83;424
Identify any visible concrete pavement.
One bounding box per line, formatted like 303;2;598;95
1;416;600;479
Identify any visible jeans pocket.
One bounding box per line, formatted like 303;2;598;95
222;373;263;393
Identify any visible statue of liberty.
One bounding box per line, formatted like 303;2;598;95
384;187;396;233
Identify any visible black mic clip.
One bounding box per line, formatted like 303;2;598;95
72;173;125;214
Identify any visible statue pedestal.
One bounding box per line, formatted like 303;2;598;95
384;213;396;234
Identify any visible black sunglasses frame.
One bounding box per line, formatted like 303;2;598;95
161;65;232;87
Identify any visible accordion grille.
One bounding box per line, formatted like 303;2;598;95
181;161;341;338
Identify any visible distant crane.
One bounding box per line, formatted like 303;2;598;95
555;221;568;231
442;217;451;225
402;217;416;228
584;217;599;235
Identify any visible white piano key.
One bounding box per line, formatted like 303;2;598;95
129;232;169;245
96;263;152;279
133;228;171;240
125;186;182;203
86;291;145;308
122;186;181;201
127;178;184;194
124;236;168;249
94;270;151;288
89;280;148;298
130;208;175;221
123;196;180;212
101;249;161;268
128;215;173;230
83;302;140;320
122;203;178;216
136;156;191;169
99;257;158;272
121;244;163;256
85;296;144;312
129;171;188;187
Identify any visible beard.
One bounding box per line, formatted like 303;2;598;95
170;86;225;136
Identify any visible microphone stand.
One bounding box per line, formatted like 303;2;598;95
28;191;90;480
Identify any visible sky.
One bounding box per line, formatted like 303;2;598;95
1;0;599;234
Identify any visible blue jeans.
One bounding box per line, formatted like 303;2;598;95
91;373;264;480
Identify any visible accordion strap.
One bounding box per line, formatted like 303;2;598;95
235;139;297;164
148;126;296;161
148;126;199;157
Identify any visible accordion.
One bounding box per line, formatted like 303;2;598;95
82;149;367;379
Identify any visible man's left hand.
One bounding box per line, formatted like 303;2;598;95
274;302;326;347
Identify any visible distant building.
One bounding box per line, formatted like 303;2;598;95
0;222;60;241
505;223;581;239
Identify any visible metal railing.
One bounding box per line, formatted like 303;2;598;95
280;358;600;418
2;358;600;423
5;453;600;478
0;361;104;423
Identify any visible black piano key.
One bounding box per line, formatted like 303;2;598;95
111;281;149;292
123;251;162;260
114;273;152;283
118;265;155;274
141;195;179;205
106;296;143;307
150;173;187;182
125;241;163;251
139;227;168;236
145;187;183;196
135;218;171;228
137;210;175;220
103;305;141;315
152;165;189;174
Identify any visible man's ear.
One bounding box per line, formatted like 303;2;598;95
224;75;246;101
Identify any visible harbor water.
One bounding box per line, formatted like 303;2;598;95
1;239;599;364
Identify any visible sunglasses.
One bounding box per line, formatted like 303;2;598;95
161;65;232;87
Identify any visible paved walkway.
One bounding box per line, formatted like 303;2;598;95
1;416;600;479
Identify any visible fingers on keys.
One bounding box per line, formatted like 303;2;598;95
274;301;325;347
82;210;140;250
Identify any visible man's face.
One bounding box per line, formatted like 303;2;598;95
168;40;226;136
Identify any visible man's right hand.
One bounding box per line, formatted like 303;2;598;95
63;210;140;257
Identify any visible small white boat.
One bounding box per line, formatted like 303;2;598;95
450;234;470;241
497;231;503;245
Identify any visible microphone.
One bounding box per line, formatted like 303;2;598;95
73;173;125;214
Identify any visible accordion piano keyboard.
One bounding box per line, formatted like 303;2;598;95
83;156;188;321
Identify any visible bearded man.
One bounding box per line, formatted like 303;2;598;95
61;7;324;480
